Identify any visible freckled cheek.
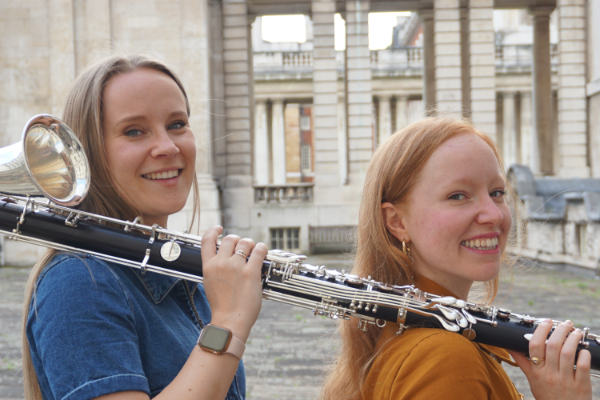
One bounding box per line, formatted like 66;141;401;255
414;213;459;248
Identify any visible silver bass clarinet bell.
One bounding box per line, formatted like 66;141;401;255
0;115;90;206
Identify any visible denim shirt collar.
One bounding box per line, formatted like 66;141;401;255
132;269;180;304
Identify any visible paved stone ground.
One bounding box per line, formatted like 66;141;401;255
1;255;599;400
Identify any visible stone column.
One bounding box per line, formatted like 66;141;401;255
271;100;287;184
85;0;111;63
469;0;497;140
49;0;76;117
221;0;254;234
502;92;517;168
520;92;534;170
337;96;348;185
557;0;589;177
377;96;392;145
345;0;373;177
312;0;339;194
253;100;269;185
528;6;555;175
434;0;462;117
419;10;435;115
73;0;111;73
179;0;220;231
460;7;470;120
395;95;408;132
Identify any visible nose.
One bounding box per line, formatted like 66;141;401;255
475;194;505;227
150;129;180;158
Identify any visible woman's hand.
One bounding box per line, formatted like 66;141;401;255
509;320;592;400
200;226;268;343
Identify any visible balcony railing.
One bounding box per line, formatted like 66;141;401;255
254;44;557;76
254;183;314;203
495;44;558;70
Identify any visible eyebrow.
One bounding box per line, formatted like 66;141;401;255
438;175;506;188
113;111;188;126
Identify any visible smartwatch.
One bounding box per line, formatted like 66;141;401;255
197;324;245;360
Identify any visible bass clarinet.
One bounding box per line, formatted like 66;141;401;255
1;115;599;376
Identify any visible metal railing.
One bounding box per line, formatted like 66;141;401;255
308;225;355;253
254;183;314;203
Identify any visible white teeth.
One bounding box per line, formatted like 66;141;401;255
461;237;499;250
143;170;179;180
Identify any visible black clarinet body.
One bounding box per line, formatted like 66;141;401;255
1;196;599;372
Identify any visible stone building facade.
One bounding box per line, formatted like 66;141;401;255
0;0;599;271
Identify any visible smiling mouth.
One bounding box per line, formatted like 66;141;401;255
461;237;498;250
142;169;180;180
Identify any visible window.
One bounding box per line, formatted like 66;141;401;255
577;223;588;256
300;115;311;131
301;144;311;172
270;227;300;251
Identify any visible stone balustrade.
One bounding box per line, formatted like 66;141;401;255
495;44;558;71
254;45;556;76
254;183;314;203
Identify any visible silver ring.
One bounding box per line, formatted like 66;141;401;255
530;356;544;365
235;249;248;259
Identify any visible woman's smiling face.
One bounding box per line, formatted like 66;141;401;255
388;133;512;298
102;68;195;227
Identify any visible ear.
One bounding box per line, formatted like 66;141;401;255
381;202;410;243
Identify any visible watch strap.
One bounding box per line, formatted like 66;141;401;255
224;333;245;360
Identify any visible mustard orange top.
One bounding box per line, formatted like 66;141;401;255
362;276;522;400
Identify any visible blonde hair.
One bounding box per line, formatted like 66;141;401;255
321;117;514;400
22;53;200;399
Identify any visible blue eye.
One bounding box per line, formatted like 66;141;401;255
124;129;143;137
491;190;506;198
168;121;186;130
449;193;466;200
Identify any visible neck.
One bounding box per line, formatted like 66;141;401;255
141;215;168;228
412;268;473;300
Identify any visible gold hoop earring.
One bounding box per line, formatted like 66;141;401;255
402;240;414;264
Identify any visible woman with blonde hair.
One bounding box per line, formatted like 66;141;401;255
321;117;592;400
22;54;266;400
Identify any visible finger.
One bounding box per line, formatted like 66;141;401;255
246;242;268;278
574;349;591;386
509;350;533;378
546;320;573;372
235;238;256;254
233;238;256;261
200;226;223;263
218;234;240;256
559;328;582;378
529;319;552;367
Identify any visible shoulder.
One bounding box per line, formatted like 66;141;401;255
384;328;480;356
37;253;126;293
379;328;490;381
398;329;486;370
32;254;133;315
369;329;494;400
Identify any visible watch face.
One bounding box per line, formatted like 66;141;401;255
200;325;231;353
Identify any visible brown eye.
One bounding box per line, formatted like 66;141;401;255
490;190;505;198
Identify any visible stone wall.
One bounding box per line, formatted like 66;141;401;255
0;0;218;265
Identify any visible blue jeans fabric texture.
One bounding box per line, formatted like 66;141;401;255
27;253;246;400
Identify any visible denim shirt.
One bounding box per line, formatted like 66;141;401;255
27;254;245;400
